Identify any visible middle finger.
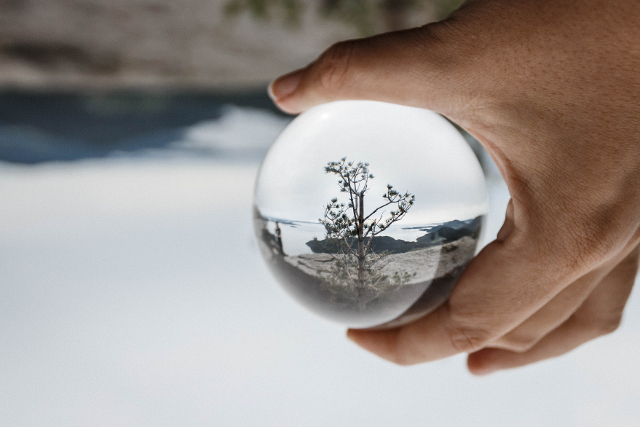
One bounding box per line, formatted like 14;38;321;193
487;246;634;352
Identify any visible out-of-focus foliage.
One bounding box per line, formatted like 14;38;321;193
225;0;304;27
224;0;465;34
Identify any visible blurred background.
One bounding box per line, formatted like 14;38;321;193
1;1;639;426
0;0;464;89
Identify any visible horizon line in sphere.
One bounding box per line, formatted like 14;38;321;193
258;214;483;230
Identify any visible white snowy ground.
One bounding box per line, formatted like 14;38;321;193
1;120;640;426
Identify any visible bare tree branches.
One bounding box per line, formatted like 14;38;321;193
319;157;415;290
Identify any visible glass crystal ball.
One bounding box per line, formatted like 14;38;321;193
254;100;488;329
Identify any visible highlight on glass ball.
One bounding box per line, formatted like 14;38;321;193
253;100;488;329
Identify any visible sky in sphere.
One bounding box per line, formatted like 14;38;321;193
255;101;489;226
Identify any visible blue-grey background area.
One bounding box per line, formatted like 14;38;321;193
1;91;639;427
0;91;285;163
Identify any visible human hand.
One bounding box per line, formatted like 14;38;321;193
268;0;640;373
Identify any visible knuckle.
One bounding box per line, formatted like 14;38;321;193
496;333;539;353
548;194;638;274
316;41;356;93
533;210;622;279
447;324;493;353
577;313;622;338
591;316;622;336
567;223;618;271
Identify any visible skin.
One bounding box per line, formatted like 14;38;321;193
268;0;640;374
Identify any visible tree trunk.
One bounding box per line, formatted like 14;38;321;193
357;192;365;287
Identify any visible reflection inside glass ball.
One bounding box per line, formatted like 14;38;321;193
254;101;488;329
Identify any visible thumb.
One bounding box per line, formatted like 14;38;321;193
268;23;475;115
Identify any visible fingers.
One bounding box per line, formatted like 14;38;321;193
488;259;618;352
268;23;475;115
347;231;582;365
467;244;640;374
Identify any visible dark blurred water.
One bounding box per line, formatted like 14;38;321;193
0;90;284;164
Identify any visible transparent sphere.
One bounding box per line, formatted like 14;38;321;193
254;101;488;329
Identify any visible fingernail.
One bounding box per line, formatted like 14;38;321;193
268;68;303;102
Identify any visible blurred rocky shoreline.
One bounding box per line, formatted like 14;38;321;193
0;0;460;90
